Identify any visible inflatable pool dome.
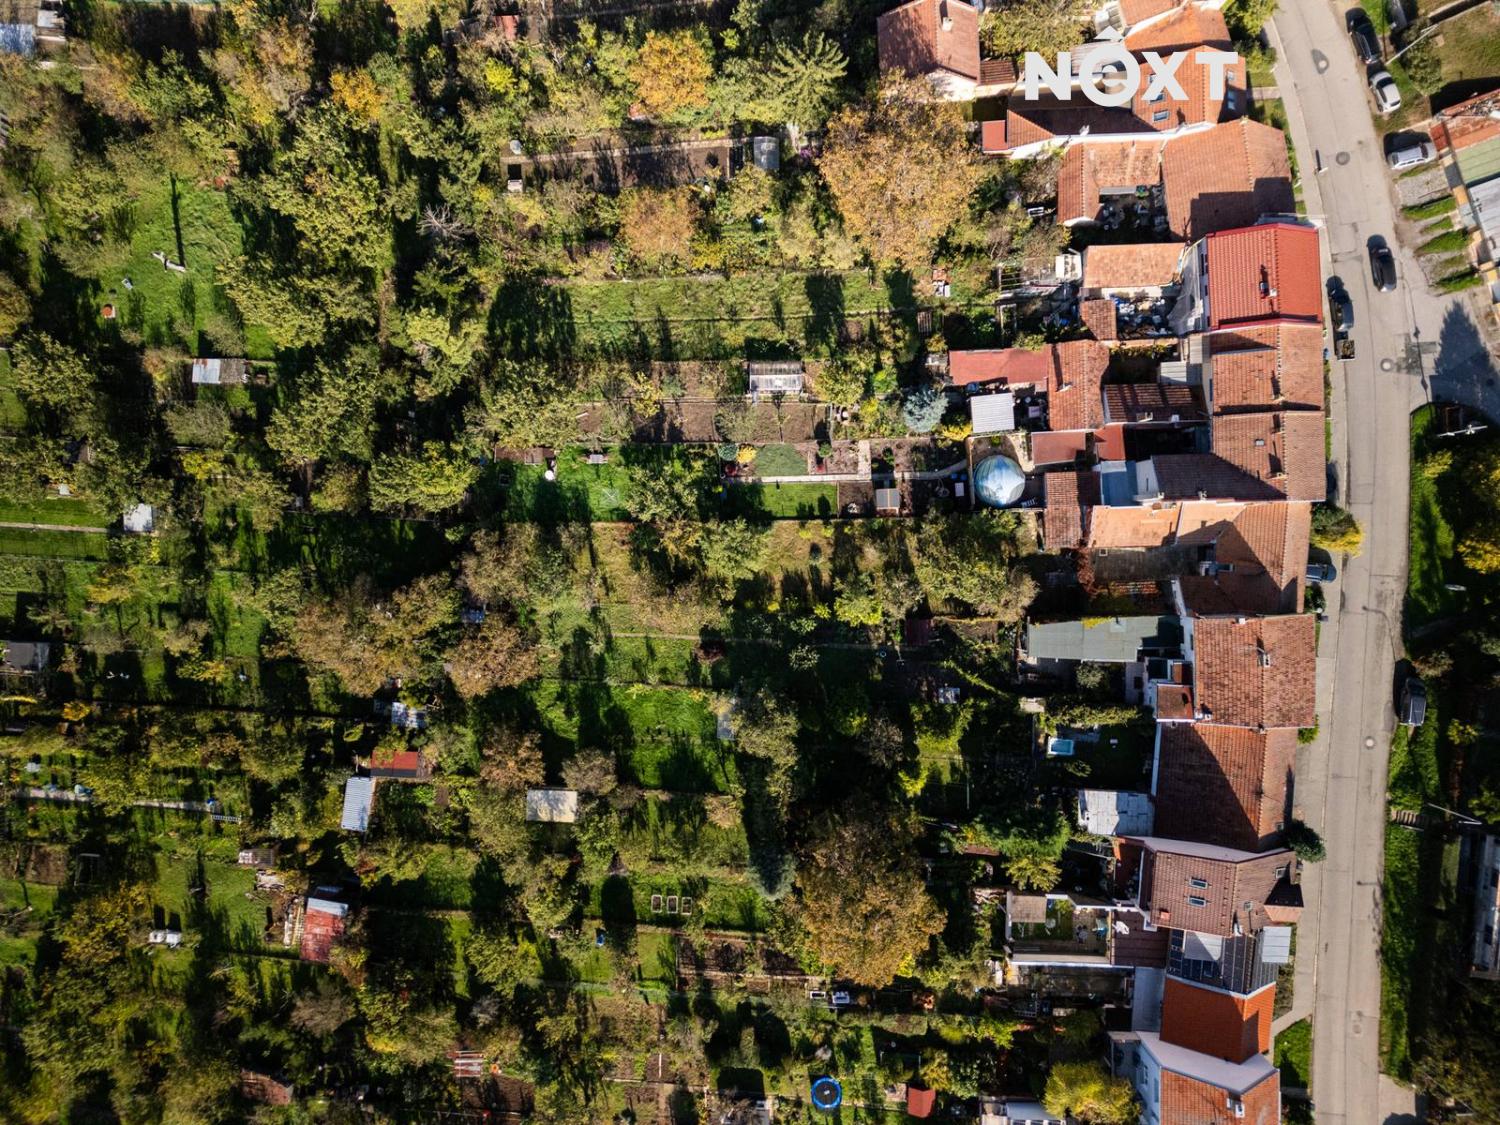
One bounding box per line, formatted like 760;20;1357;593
973;454;1026;508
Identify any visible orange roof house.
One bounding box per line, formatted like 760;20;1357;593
1131;836;1297;935
1082;242;1186;294
1162;119;1295;240
1043;470;1101;549
1154;724;1296;851
1174;500;1311;615
1204;223;1322;328
947;342;1108;431
1122;1;1232;52
1192;613;1316;729
1204;321;1325;414
1160;976;1275;1061
1209;410;1326;501
877;0;981;99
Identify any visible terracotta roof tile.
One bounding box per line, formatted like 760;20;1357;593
1084;242;1186;291
1155;724;1296;850
1151;454;1284;501
877;0;981;83
1159;1062;1281;1125
1123;2;1231;52
1120;0;1180;25
1104;382;1205;423
1137;839;1295;935
1056;139;1167;224
1031;429;1091;466
1044;470;1100;549
948;347;1052;387
1049;340;1110;430
1163;119;1295;240
979;57;1017;86
1081;297;1120;341
1194;614;1316;728
1176;500;1311;615
1089;503;1182;548
1161;977;1275;1062
1206;322;1325;413
1112;906;1172;966
1205;223;1323;328
1210;411;1326;501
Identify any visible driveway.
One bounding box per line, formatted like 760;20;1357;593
1268;4;1498;1124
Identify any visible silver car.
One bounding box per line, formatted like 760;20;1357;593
1370;70;1401;113
1387;139;1434;169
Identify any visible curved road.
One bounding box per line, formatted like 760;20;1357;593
1270;4;1499;1123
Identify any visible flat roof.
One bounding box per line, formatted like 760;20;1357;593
970;391;1016;434
525;787;580;823
1026;615;1180;662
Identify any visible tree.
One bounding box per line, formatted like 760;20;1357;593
1284;819;1325;863
563;748;618;795
818;79;983;266
448;615;540;699
1460;519;1500;575
468;362;580;452
629;30;713;118
1042;1061;1137;1125
368;443;478;513
9;331;94;425
291;976;355;1037
618;187;699;269
833;572;884;628
764;32;846;134
980;0;1092;59
1006;852;1061;891
794;815;943;986
815;353;872;406
699;519;770;587
1223;0;1279;38
913;512;1037;620
0;272;31;341
1311;503;1363;554
901;385;947;434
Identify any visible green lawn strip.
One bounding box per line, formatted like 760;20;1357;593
1436;270;1483;293
0;497;114;528
733;481;839;519
1416;229;1467;255
0;528;114;560
1361;0;1389;34
750;443;810;477
1275;1019;1312;1089
585;872;772;931
151;851;271;951
1402;196;1457;221
1406;406;1459;628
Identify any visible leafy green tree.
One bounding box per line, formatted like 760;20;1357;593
1311;503;1363;553
901;384;947;434
833;572;884;628
1223;0;1279;38
467;362;580;452
913;512;1036;620
699;518;770;587
764;33;846;134
1042;1060;1137;1124
816;353;873;406
368;443;478;513
9;331;94;425
819;78;983;266
404;306;487;398
0;272;31;341
980;0;1091;58
618;186;699;269
1285;819;1325;862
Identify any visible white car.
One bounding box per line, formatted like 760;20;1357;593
1370;70;1401;113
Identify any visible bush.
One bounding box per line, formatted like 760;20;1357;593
900;385;947;434
1437;269;1483;294
1311;504;1363;554
1285;819;1326;863
1402;196;1456;221
1417;229;1467;255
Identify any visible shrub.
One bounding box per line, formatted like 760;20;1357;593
1311;504;1363;554
1416;229;1467;255
1285;819;1326;863
1401;196;1456;221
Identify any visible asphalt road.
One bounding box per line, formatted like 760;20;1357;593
1269;4;1499;1123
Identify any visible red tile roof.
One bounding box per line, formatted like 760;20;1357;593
906;1085;937;1117
979;57;1017;87
300;902;347;964
1175;500;1311;616
980;118;1008;154
949;342;1108;431
877;0;981;83
1159;1064;1280;1125
1056;138;1168;224
1138;839;1295;935
1161;977;1275;1062
1120;0;1180;25
1151;454;1284;501
1044;470;1100;549
1154;724;1296;851
1031;429;1091;466
1193;614;1316;729
948;347;1052;387
1162;119;1295;240
1206;322;1326;413
1123;1;1231;52
1090;503;1181;548
1429;87;1500;152
1083;242;1186;291
1210;410;1326;501
1081;297;1120;341
1104;383;1204;423
1205;223;1323;328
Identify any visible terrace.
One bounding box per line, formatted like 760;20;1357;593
1005;892;1113;965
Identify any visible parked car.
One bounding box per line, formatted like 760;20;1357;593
1306;561;1338;584
1387;138;1436;170
1347;10;1381;64
1369;242;1398;291
1330;286;1355;330
1399;677;1427;727
1370;70;1401;113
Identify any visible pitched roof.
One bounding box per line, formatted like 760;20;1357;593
1104;382;1204;423
340;776;373;832
1030;429;1091;465
1089;503;1182;548
1081;297;1120;341
1135;836;1295;935
1158;1061;1281;1125
1204;223;1323;328
877;0;981;83
1056;138;1167;224
300;898;348;963
1163;119;1295;240
1210;411;1327;501
1083;242;1186;291
1043;470;1100;549
1161;977;1275;1062
370;747;428;779
1154;724;1296;851
1176;500;1311;616
1119;0;1180;26
1123;1;1231;52
1048;340;1111;431
1150;454;1284;502
949;347;1053;388
1206;322;1325;413
525;787;580;823
1193;614;1316;728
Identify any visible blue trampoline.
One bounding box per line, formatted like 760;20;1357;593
810;1076;842;1111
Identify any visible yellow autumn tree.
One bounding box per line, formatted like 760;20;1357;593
817;77;983;267
618;187;698;268
330;68;384;124
629;30;712;118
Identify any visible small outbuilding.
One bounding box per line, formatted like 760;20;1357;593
122;503;155;534
190;357;250;385
340;776;374;832
746;360;804;401
969;391;1016;435
525;787;580;823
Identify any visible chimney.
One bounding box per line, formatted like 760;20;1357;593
940;0;953;30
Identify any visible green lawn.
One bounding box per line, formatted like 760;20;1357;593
0;497;113;528
0;352;26;430
1275;1019;1312;1089
0;529;114;560
586;873;772;932
750;443;809;477
1406;407;1460;628
151;851;271;951
1427;8;1500;92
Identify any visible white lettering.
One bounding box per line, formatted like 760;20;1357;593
1141;50;1188;102
1079;42;1139;108
1021;51;1072;100
1195;49;1240;99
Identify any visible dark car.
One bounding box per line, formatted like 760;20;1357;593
1329;287;1355;330
1369;243;1397;291
1306;561;1338;584
1399;677;1427;727
1347;9;1380;64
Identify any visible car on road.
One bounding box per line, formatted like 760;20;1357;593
1346;9;1381;64
1387;138;1436;170
1329;286;1355;330
1369;242;1397;290
1370;69;1401;113
1399;677;1427;727
1307;561;1338;584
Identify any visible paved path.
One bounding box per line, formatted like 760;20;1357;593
1270;4;1497;1121
0;521;108;533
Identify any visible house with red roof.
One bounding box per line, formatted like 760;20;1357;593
877;0;992;101
1111;1029;1281;1125
1170;221;1323;335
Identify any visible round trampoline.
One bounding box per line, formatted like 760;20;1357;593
973;454;1026;508
810;1076;843;1111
